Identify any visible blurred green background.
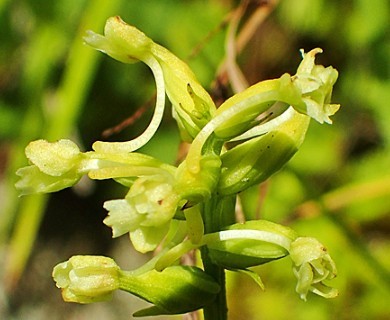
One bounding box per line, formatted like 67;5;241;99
0;0;389;319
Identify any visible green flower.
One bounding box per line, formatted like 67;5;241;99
184;48;339;174
15;139;84;195
52;255;120;304
206;225;338;300
292;48;340;124
53;256;220;316
155;220;338;301
84;16;216;153
103;175;181;253
290;237;338;300
211;48;338;140
15;139;177;195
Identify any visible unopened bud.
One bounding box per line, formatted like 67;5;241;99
52;256;120;304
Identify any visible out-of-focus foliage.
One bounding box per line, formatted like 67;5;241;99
0;0;389;319
236;0;390;319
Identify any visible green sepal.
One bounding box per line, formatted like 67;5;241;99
218;107;310;195
84;16;153;64
213;79;282;139
207;220;297;269
15;165;81;195
209;247;284;269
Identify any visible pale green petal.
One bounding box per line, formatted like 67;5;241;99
25;139;81;176
103;199;142;237
130;223;170;253
293;263;313;301
84;16;153;64
311;282;339;299
15;165;81;195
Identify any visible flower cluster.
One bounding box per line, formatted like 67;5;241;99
16;16;341;316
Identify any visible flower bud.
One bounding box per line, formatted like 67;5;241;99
119;266;220;317
52;256;120;304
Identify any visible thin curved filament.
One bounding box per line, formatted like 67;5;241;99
93;56;166;154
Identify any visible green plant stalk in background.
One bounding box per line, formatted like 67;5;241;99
2;0;122;288
14;16;341;319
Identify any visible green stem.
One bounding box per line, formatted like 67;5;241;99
201;246;227;320
201;195;236;320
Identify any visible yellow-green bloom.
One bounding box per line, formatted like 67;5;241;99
214;48;339;137
103;175;181;253
185;48;339;174
84;16;216;154
52;255;120;304
290;237;338;300
15;139;177;195
155;220;338;301
53;256;220;316
15;139;84;195
207;225;338;300
292;48;340;124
